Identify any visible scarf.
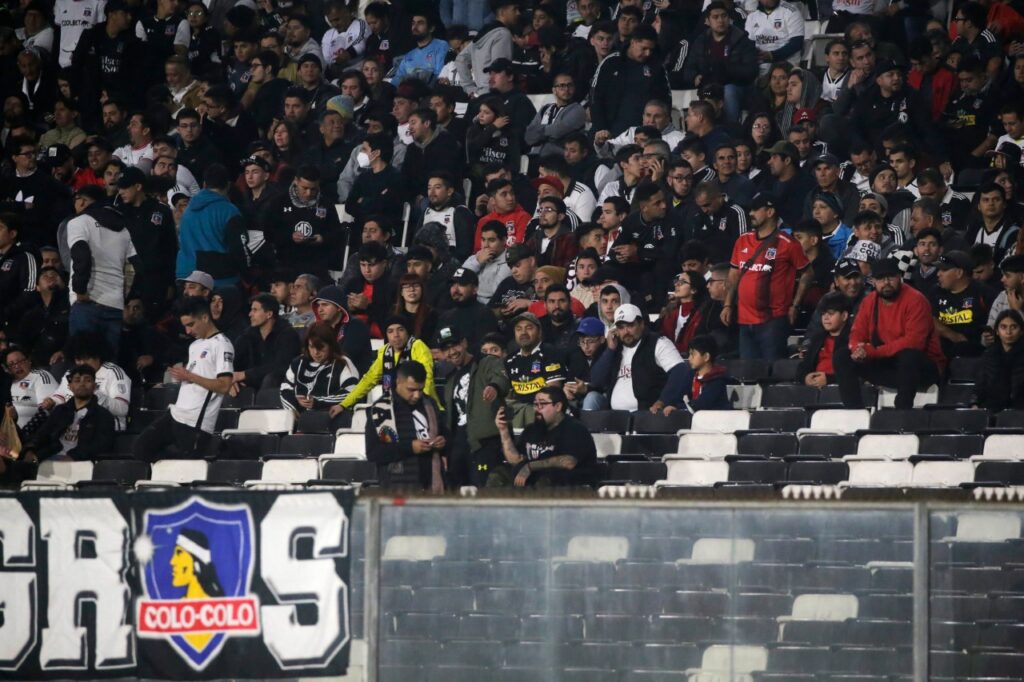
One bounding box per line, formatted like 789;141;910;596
381;337;416;396
373;396;443;492
288;181;320;209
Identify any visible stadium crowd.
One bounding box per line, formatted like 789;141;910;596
0;0;1023;490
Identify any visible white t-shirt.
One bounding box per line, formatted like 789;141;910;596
66;212;137;310
744;3;804;64
321;18;368;65
17;26;55;56
609;336;683;411
11;369;56;427
55;0;106;68
114;142;155;170
171;333;234;433
135;17;189;47
51;362;132;431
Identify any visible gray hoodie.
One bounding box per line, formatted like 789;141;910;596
455;21;513;97
462;249;511;305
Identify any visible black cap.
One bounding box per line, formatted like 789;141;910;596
451;267;479;285
435;326;464;347
936;250;973;272
870;258;902;278
832;258;861;278
1001;254;1024;274
506;243;535;265
484;57;514;74
241;155;271;172
405;245;434;262
749;192;777;211
811;153;840;167
116;166;146;188
873;59;900;79
297;53;322;68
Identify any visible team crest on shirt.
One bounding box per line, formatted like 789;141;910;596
84;7;92;16
200;351;208;359
531;361;541;374
643;66;651;77
152;212;163;225
1;261;11;272
719;218;728;232
774;19;781;28
224;352;234;363
766;248;777;260
380;39;389;50
942;211;952;225
316;207;327;219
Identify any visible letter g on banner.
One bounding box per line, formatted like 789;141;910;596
260;493;350;669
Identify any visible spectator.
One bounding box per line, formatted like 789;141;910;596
338;216;399;291
439;267;500;352
286;274;320;330
118;167;178;318
658;334;732;414
232;293;301;395
176;164;247;286
42;332;132;432
456;0;518;97
1;137;73;247
525;196;579;268
764;141;815;227
711;143;756;208
347;132;404;226
474;179;532;251
70;0;144;123
404;109;465;201
463;221;513;305
987;255;1024;332
791;220;835;312
678;1;757;121
421;173;476;262
438;325;510;487
539;284;577;355
393;274;439;345
562;317;607;405
365;360;450;491
589;303;685;412
268;165;343;281
0;213;41;329
915;169;972;232
343;242;396;338
311;285;374;373
466;96;520;186
909;227;943;298
491;244;537;324
724;193;813;361
390;11;449;85
834;258;946;409
658;269;716;355
974;310;1024;411
809;190;854;261
210;287;247;340
12;266;69;368
504;312;566;427
280;321;359;429
966;183;1021;263
525;73;586;157
403;243;452;311
65;183;139;357
4;346;56;428
684;181;749;264
341;315;437;410
931;251;991;358
590;26;670;138
491;385;596;488
798;292;852;388
20;364;115;463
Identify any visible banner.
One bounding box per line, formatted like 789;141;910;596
0;488;353;680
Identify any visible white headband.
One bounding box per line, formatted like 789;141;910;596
175;535;211;564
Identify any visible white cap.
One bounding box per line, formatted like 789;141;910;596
613;303;643;324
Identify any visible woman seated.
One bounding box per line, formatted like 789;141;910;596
975;310;1024;411
280;322;360;428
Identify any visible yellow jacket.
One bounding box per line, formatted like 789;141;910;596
340;338;439;409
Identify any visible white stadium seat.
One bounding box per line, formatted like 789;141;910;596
659;459;729;487
255;458;318;485
805;409;871;434
910;461;974;487
691;410;751;433
853;434;919;460
383;535;447;561
223;409;295;435
556;535;629;563
844;460;913;487
678;538;756;565
675;433;737;458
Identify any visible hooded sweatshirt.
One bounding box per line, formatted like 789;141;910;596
67;203;138;310
176;189;245;285
455;21;513;97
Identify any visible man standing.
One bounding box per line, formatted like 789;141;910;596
590;26;670;137
764;141;815;228
176;164;247;286
438;268;500;352
66;183;139;357
724;193;813;361
745;0;804;67
134;296;234;460
404;109;465;202
678;1;758;121
0;213;40;329
439;326;509;488
366;361;449;491
456;0;517;98
21;365;115;463
491;386;596;488
117;167;177;318
232;293;301;393
833;258;945;409
684;181;749;265
269;165;343;281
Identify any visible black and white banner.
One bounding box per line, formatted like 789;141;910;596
0;488;354;679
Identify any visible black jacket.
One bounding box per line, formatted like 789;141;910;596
233;317;302;388
438;298;501;352
797;324;851;383
25;396;115;461
975;340;1024;411
403;128;465;198
590;51;671;136
13;291;69;367
0;244;39;327
676;26;758;89
122;198;177;306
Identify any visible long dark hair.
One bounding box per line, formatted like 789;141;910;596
392;274;433;339
303;322;344;363
177;528;224;598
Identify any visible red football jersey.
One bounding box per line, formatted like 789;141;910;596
730;230;809;325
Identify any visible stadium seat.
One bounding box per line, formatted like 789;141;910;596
336;405;369;434
254;388;281;408
221;433;280;459
334;432;367;458
223;386;255;408
296;410;332;433
737;433;799;457
593;433;623;459
143;459;208;486
90;459;151;486
844;460;913;487
787;460;848;484
877;385;938;408
994;410;1024;428
690;410;750;432
869;409;929;433
798;433;856;457
778;593;858;631
34;459;94;484
910;461;974;487
761;384;818;408
604;459;667;484
721;358;770;383
631;410;692;434
819;384;877;408
223;408;295;434
749;409;808;431
686;644;767;680
974;461;1024;485
254;457;319;485
918;434;983;458
728;459;787;484
621;434;679;455
676;433;737;458
927;409;989;433
948;357;982;383
770;358;802;382
205;459;262;485
974;434;1024;460
727;384;762;410
678;538;755;565
129;409;165;433
383;535;447;561
580;410;631;433
853;434;919;460
556;535;629;563
947;512;1021;542
937;383;975;406
215;409;239;431
280;433;334;456
659;459;728;487
320;457;378;483
143;384;179;410
805;409;870;434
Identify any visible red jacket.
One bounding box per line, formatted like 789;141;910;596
907;66;956;122
474;206;531;251
849;284;947;374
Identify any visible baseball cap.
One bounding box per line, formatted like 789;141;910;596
764;141;799;161
484;57;514;74
241;155;271;172
450;267;479;285
870;258;902;278
512;311;541;328
405;245;434;262
116;166;146;188
575;317;605;337
45;144;72;166
749;192;777;211
873;59;900;79
531;175;565;194
832;258;861;278
177;270;215;290
792;107;817;125
812;153;840;168
613;303;643;324
297;53;322;69
987;141;1023;166
435;326;464;347
1002;254;1024;273
506;244;535;266
936;250;973;272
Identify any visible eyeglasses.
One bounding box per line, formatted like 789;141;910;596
674;276;691;286
250;62;264;68
533;401;553;408
537;206;559;213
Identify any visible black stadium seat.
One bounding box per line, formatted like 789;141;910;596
215;409;240;432
221;433;280;459
604;460;666;485
761;384;818;408
580;410;631;434
297;410;333;433
90;459;150;485
722;358;770;383
974;461;1024;485
798;434;857;457
818;384;877;407
321;459;377;483
919;434;984;458
737;433;798;457
994;410;1024;428
205;459;263;485
728;459;787;484
749;409;808;431
770;358;802;383
788;460;848;484
927;409;989;433
631;410;691;434
870;409;930;433
280;434;334;456
938;384;975;406
948;356;982;383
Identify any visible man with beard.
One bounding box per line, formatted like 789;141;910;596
833;258;946;409
438;268;499;353
504;312;566;428
539;284;577;357
390;11;448;85
268;165;344;280
117;167;177;318
525;197;578;269
608;181;669;304
490;385;596;488
684;181;749;264
438;326;509;488
99;99;131;148
420;172;475;262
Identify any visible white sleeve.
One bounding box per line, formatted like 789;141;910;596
654;337;684;372
32;371;56;405
785;7;804;42
66;216;88;247
174;19;190;47
575;187;596;223
215;338;235;376
96;0;106;23
135;20;146;41
350;20;368;56
50;374;71;404
101;367;131;418
608;128;634;152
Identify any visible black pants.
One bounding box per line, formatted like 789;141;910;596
833;346;940;409
133;411;215;462
448;431;502;488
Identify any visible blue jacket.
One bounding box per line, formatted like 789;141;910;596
661;364;733;412
176;189;244;285
391;38;449;85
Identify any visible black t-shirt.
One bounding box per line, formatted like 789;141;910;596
516;415;597;468
506;347;566;403
490;276;534;311
931;280;991;351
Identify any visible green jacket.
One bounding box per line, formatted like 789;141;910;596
443;354;510;452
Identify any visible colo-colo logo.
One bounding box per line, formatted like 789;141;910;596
0;493;350;673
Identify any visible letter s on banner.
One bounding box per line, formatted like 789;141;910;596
39;498;135;671
260;493;350;669
0;499;37;670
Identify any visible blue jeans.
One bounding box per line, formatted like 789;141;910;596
69;300;123;358
739;316;790;362
582;392;610;411
723;84;746;124
439;0;490;29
